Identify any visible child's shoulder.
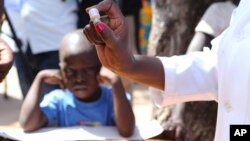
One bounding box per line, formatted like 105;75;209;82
99;84;111;91
44;89;71;100
99;85;131;100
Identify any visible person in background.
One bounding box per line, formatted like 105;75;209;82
19;30;135;137
1;0;79;98
0;38;13;83
83;0;250;140
0;0;3;21
116;0;142;54
187;0;239;52
0;0;14;83
114;0;142;99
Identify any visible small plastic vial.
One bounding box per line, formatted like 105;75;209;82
88;8;101;24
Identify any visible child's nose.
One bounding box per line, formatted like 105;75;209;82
75;71;86;82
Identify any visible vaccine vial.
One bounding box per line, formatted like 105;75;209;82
88;8;100;24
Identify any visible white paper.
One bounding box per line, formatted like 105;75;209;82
0;120;163;140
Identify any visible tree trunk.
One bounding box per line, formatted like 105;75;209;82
148;0;224;56
149;0;223;141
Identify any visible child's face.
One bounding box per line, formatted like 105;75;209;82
60;52;100;101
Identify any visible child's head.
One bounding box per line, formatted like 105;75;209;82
59;30;101;101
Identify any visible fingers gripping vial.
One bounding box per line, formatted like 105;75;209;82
88;8;105;33
88;8;101;24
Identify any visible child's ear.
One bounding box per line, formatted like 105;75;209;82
96;74;103;83
59;62;65;69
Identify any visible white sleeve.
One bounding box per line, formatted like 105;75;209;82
195;2;236;37
152;47;218;107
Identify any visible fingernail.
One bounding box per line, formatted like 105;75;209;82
95;23;105;32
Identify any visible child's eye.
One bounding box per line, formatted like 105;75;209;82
85;67;99;74
65;68;74;76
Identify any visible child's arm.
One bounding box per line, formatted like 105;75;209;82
19;69;64;132
99;67;135;137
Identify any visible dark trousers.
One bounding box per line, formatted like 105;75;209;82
14;47;60;98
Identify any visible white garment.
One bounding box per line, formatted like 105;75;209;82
1;0;27;52
2;0;78;54
195;1;236;37
154;0;250;140
21;0;78;54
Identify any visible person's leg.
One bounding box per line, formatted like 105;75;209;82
125;15;137;54
123;15;138;99
133;10;141;54
14;52;36;98
35;51;60;95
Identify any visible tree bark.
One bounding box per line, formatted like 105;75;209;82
148;0;224;56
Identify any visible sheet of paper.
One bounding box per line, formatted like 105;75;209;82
0;120;163;140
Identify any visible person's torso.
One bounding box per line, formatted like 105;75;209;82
195;1;236;37
214;0;250;140
47;86;115;127
2;0;27;52
20;0;78;54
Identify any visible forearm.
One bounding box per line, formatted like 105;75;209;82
112;78;135;137
19;73;47;132
117;55;164;90
187;32;214;53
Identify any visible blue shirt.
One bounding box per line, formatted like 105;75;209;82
40;85;115;127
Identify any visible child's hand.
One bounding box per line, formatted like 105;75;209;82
98;66;119;85
38;69;65;89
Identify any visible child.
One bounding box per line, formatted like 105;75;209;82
19;30;135;137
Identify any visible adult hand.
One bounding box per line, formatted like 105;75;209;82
83;0;134;74
0;38;13;82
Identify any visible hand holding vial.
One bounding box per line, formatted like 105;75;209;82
84;0;134;75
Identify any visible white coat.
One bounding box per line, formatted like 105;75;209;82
153;0;250;140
